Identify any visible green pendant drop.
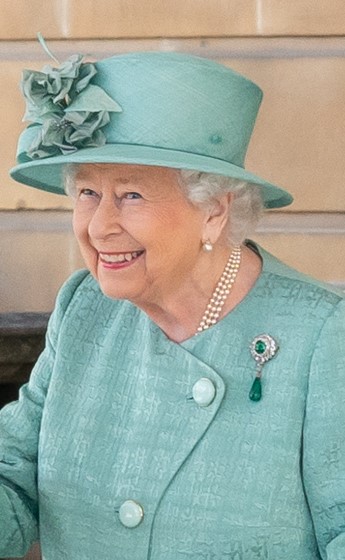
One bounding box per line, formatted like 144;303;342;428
249;376;262;402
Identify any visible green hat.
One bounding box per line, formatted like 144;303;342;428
10;51;293;209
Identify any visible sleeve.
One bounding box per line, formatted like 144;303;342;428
0;269;89;558
303;298;345;560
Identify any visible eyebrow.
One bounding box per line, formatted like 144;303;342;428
75;174;144;184
114;176;143;185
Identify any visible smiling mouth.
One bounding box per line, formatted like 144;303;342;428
99;250;144;264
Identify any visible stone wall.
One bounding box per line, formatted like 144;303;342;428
1;5;344;309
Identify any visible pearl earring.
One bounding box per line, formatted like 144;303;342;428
202;240;213;252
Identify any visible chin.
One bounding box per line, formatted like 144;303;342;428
99;284;131;301
95;276;139;303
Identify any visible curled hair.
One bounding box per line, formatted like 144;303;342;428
63;164;264;245
178;170;264;246
63;164;79;198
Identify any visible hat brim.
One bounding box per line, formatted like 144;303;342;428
10;144;293;209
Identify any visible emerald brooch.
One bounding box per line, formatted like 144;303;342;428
249;334;279;402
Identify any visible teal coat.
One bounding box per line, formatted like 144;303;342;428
1;246;345;560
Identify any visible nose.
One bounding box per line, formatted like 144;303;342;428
88;197;123;240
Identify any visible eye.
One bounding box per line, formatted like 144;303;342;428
78;188;99;199
123;192;142;200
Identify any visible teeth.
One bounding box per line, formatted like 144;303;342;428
100;251;141;263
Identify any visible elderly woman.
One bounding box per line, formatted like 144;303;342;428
1;51;345;560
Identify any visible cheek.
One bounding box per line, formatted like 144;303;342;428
133;206;203;267
156;206;204;245
128;209;181;255
132;203;202;238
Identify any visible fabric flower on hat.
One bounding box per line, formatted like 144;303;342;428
21;55;97;123
20;50;122;160
26;110;112;159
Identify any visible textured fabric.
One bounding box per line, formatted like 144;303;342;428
0;246;345;559
10;52;292;209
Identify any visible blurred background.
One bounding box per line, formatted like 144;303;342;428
0;0;345;314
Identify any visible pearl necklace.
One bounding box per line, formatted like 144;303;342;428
196;245;242;334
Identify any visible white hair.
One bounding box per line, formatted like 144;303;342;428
178;170;264;245
63;164;264;246
63;164;79;198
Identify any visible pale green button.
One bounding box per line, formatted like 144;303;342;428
192;377;216;407
119;500;144;528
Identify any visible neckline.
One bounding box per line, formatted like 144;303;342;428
180;241;268;347
143;240;270;348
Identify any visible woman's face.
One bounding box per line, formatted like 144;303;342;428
72;163;209;306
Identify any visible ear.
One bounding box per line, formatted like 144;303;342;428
202;192;233;245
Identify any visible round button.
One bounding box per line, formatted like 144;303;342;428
192;377;216;407
119;500;144;528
